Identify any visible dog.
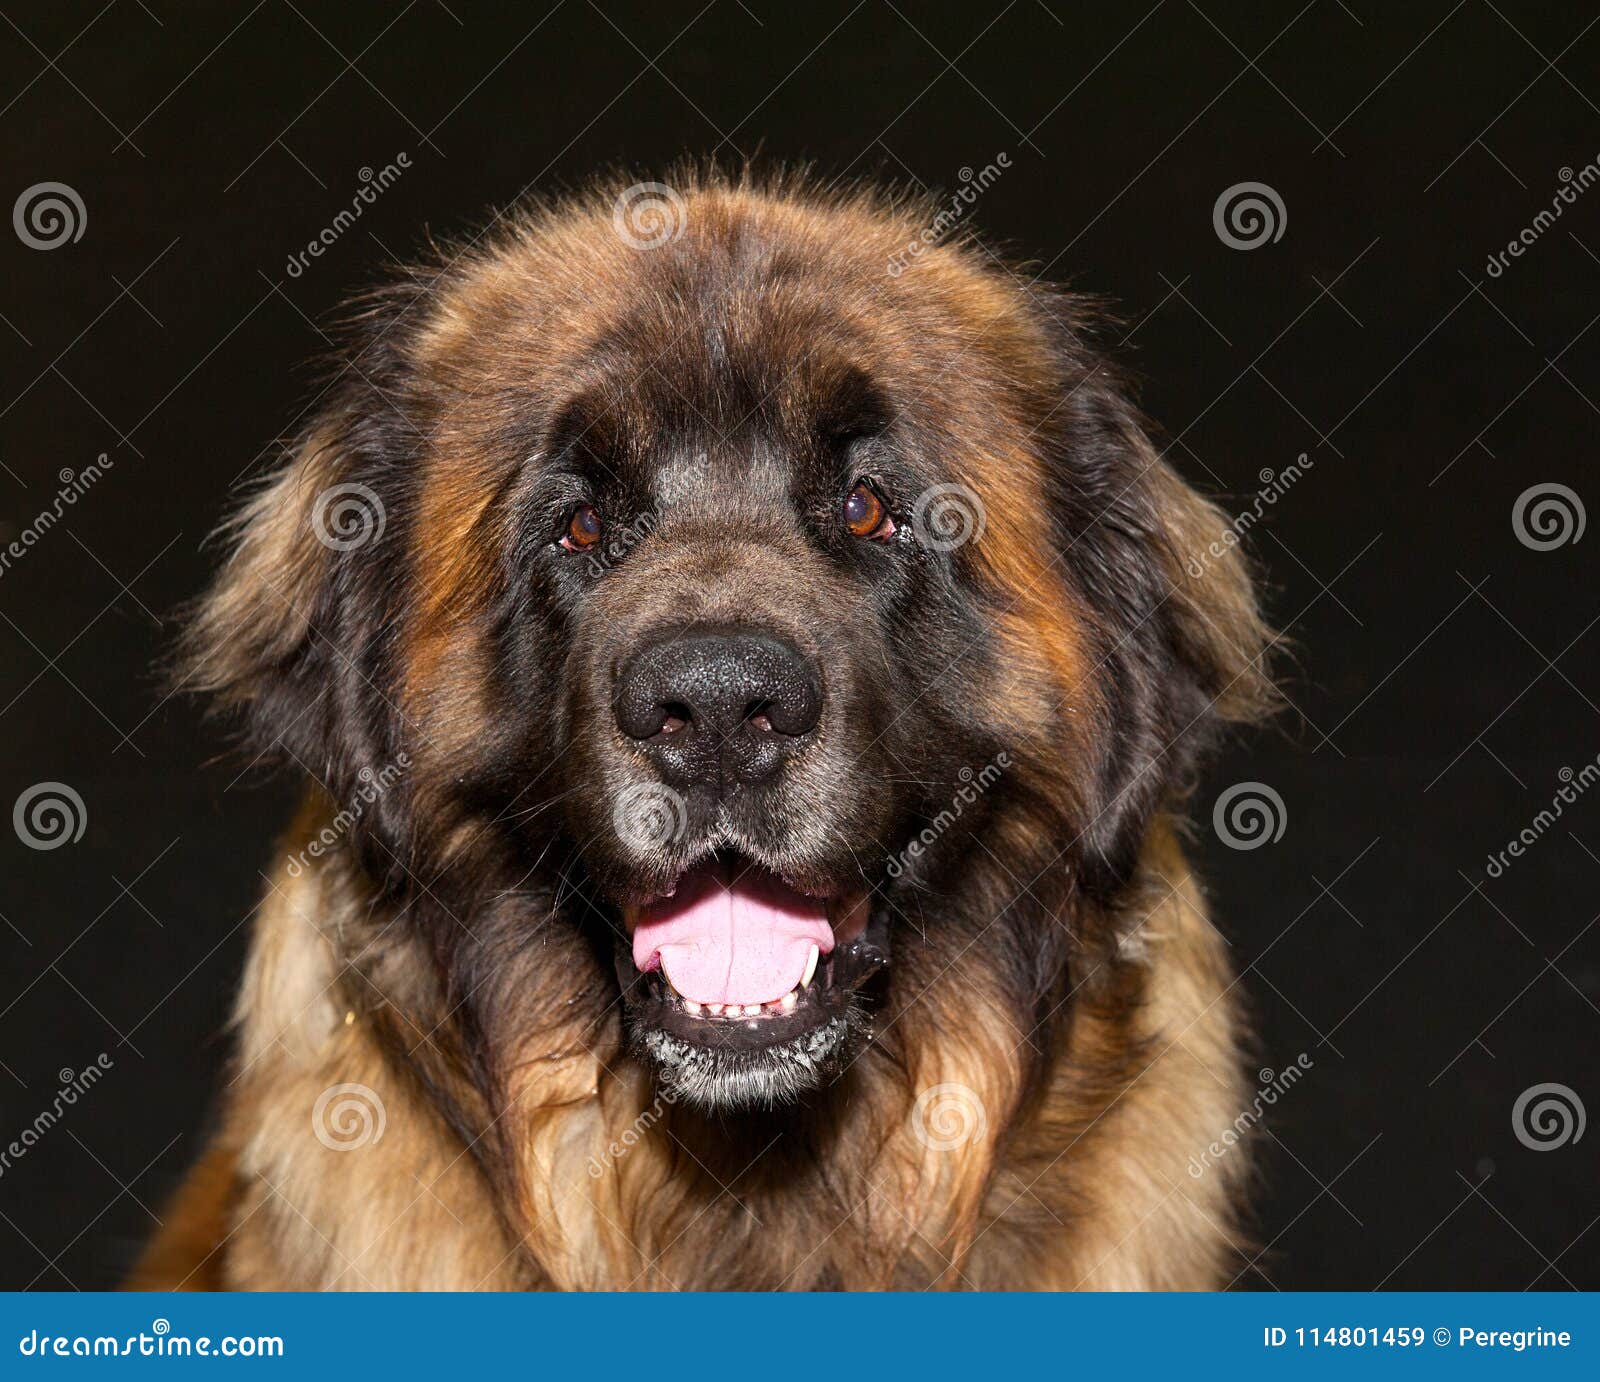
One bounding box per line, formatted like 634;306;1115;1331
135;169;1273;1291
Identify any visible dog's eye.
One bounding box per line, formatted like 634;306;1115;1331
843;481;894;540
560;504;602;551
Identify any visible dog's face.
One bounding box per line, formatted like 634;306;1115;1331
549;375;936;1104
191;177;1269;1115
536;286;1024;1106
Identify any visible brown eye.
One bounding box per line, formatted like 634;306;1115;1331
561;503;602;550
843;481;893;540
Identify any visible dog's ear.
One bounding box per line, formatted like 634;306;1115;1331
1140;445;1277;731
180;402;406;815
182;427;339;742
182;271;441;819
1041;340;1276;892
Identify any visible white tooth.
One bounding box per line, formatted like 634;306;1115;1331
778;990;798;1013
800;944;819;989
742;1004;762;1017
684;1000;703;1016
705;1003;724;1015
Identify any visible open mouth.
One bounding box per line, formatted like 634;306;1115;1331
617;852;889;1108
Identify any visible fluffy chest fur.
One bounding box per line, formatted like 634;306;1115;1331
139;808;1247;1291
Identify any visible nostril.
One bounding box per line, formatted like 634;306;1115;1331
745;700;774;733
615;676;681;741
760;680;821;738
659;703;692;736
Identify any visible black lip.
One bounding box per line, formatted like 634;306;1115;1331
610;846;837;911
616;909;891;1054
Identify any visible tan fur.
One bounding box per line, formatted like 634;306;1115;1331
136;800;531;1291
137;810;1245;1290
127;1146;237;1291
142;173;1267;1291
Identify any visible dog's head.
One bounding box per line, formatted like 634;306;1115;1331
188;173;1270;1114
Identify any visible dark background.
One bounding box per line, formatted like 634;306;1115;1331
1;0;1596;1291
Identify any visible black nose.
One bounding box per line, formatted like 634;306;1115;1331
614;628;822;789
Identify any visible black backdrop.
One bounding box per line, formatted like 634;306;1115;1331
0;0;1596;1291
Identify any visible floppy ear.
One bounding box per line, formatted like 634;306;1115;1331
1140;448;1277;733
182;428;340;743
180;408;408;838
1041;347;1276;893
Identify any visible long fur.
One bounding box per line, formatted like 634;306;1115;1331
136;168;1273;1291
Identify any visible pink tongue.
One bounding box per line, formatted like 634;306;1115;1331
630;862;834;1006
